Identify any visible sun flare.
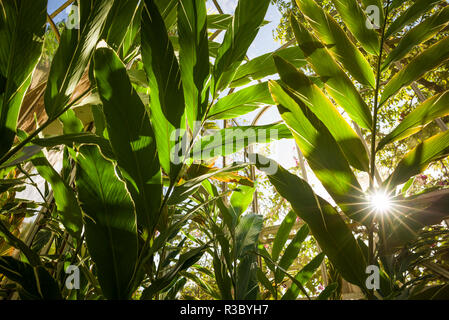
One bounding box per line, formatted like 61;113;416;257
369;191;393;214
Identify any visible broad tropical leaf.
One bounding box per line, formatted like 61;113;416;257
290;16;372;129
385;131;449;188
230;185;255;217
268;80;367;222
142;0;185;178
378;91;449;151
275;224;309;283
178;0;210;128
281;252;325;300
75;145;138;300
94;46;162;232
207;14;232;30
208;82;274;120
102;0;140;51
382;189;449;249
32;153;83;239
274;55;369;172
235;214;263;258
271;210;296;262
32;133;115;160
256;157;368;289
191;123;292;160
360;0;384;24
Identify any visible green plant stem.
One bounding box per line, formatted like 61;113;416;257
370;1;392;190
0;88;93;167
368;1;392;299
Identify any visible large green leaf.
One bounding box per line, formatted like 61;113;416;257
380;37;449;104
381;36;449;106
378;91;449;151
75;145;138;300
230;46;306;88
274;55;369;172
191;123;292;160
178;0;210;128
290;16;372;129
281;252;325;300
295;0;375;88
44;0;113;118
256;157;368;289
331;0;379;55
0;0;47;158
142;0;185;178
94;47;161;232
32;153;83;239
0;257;61;300
271;210;297;262
382;6;449;70
230;185;255;217
385;0;442;38
268;80;368;223
235;214;263;258
213;0;271;94
385;131;449;188
208;82;273;120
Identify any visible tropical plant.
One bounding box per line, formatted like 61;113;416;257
261;0;449;299
1;0;448;302
0;0;295;300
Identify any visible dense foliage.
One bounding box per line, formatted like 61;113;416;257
0;0;448;300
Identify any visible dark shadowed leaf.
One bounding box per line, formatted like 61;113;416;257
0;0;47;158
94;46;161;232
75;145;138;300
142;0;185;178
